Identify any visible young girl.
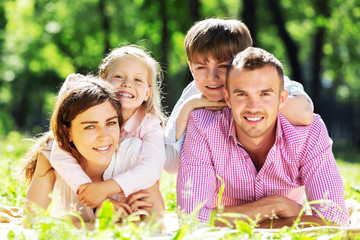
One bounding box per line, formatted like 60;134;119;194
23;76;151;223
48;46;166;216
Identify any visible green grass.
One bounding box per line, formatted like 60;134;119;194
1;131;360;239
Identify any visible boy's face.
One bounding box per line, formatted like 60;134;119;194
189;52;231;102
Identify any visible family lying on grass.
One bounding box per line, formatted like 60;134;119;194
18;18;353;230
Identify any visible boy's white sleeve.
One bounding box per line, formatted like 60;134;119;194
164;81;200;174
164;81;199;151
50;141;91;193
163;144;180;174
284;76;314;111
112;115;166;197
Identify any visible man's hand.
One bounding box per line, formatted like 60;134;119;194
267;195;303;219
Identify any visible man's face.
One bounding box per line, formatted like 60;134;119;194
224;65;288;144
189;52;231;102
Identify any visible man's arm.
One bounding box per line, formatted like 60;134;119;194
177;111;217;223
300;115;349;226
212;195;304;227
259;215;328;228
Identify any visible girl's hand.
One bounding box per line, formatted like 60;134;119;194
77;182;108;209
77;180;123;209
125;190;152;212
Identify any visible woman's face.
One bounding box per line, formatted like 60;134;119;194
68;100;120;168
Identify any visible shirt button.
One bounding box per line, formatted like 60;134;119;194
256;178;261;182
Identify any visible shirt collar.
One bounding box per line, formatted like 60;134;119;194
122;109;143;133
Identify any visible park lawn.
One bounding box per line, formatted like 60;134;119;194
1;131;360;239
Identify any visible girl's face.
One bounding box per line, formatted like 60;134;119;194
106;55;151;120
68;100;120;169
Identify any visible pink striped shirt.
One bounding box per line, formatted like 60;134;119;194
177;107;349;226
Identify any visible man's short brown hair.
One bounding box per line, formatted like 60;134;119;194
185;18;253;63
226;47;284;90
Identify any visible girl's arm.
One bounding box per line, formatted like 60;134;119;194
112;114;166;197
49;141;92;193
25;153;56;211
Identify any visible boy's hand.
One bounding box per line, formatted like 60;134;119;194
125;190;152;212
77;180;123;209
176;94;227;141
186;94;227;111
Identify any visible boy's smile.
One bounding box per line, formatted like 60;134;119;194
189;52;231;102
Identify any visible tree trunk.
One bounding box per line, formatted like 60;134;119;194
98;0;110;54
267;0;303;85
184;0;201;86
311;0;330;112
241;0;257;45
159;0;170;110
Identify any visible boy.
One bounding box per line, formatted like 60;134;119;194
164;18;314;173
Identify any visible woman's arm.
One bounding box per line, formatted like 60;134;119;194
25;153;56;211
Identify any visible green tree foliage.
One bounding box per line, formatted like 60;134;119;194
0;0;359;144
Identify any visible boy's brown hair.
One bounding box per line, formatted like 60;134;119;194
184;18;253;63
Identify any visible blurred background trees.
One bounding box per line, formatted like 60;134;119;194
0;0;359;146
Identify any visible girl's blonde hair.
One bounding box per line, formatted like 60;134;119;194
99;45;166;126
21;76;122;184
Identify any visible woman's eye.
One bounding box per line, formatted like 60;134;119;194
107;121;118;126
85;125;95;130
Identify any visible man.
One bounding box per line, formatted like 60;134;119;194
177;47;349;228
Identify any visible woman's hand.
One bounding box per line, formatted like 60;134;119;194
126;190;152;213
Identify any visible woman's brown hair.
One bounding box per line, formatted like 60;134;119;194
21;76;122;184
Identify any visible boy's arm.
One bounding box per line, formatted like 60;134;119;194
283;76;314;126
280;95;313;126
176;94;226;141
49;141;92;193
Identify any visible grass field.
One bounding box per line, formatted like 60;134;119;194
1;131;360;239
